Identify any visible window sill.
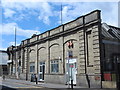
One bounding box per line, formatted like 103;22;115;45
45;73;64;75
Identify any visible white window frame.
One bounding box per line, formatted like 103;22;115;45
51;60;59;73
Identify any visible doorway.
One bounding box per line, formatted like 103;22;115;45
66;58;77;85
39;62;45;81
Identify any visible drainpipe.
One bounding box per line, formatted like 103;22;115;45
83;16;90;88
83;16;87;74
62;25;65;74
11;52;13;75
26;47;29;81
36;35;39;75
98;17;102;89
37;44;39;83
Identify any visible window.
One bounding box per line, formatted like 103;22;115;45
30;63;35;72
51;60;59;73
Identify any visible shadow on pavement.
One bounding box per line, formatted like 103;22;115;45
1;85;17;90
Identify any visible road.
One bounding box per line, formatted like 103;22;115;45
2;80;44;89
0;77;54;90
1;79;69;90
0;77;117;90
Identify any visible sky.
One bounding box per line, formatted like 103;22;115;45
0;0;119;51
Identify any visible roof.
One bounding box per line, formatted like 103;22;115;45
102;23;120;40
0;50;7;53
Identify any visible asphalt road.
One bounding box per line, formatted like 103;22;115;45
0;77;117;90
2;80;43;88
1;80;48;90
1;80;69;90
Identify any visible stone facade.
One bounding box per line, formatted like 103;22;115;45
7;10;102;88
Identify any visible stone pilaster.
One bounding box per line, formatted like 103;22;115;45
79;30;86;74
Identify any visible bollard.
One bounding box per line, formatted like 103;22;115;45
71;79;73;89
3;75;5;80
86;74;90;88
35;76;38;84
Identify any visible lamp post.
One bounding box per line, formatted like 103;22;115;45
67;41;74;89
67;52;70;88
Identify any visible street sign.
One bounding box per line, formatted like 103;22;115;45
67;41;73;49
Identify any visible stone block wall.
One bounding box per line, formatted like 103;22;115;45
7;10;102;88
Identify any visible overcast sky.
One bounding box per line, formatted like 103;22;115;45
0;0;119;50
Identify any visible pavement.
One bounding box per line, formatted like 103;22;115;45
0;76;117;90
2;78;84;89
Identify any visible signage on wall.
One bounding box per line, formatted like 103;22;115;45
67;41;73;49
66;59;76;63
